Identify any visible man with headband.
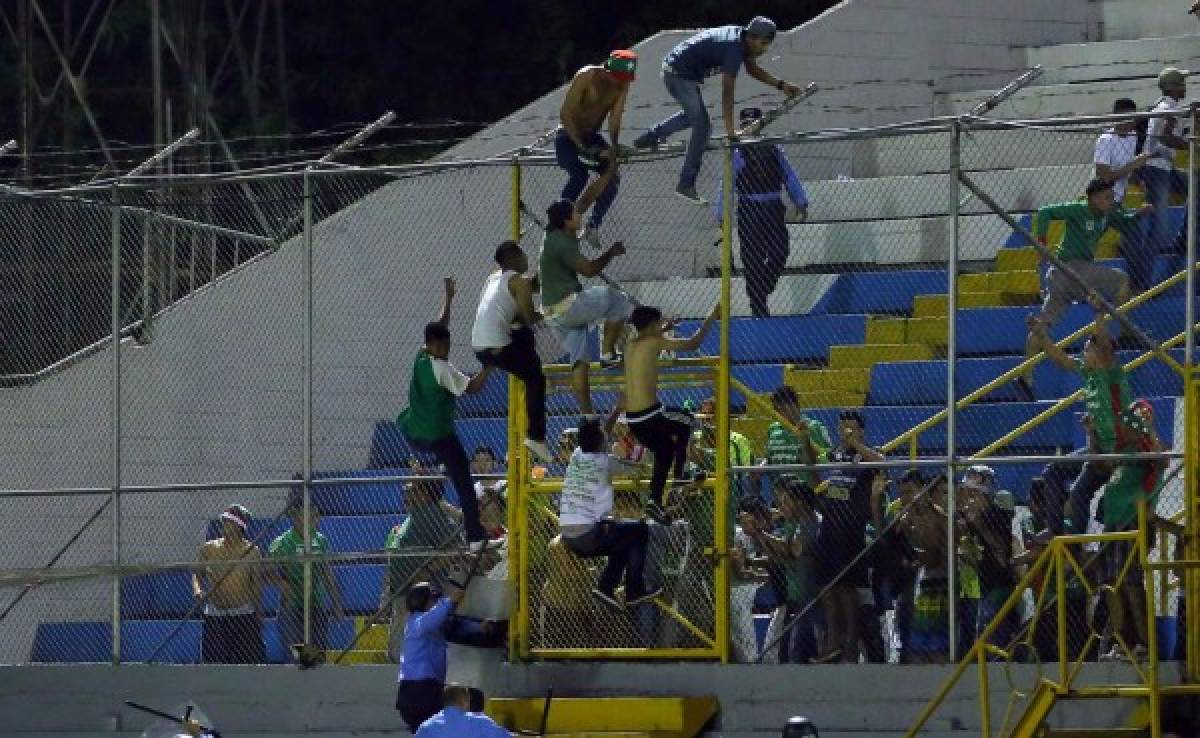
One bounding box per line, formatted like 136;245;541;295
192;504;265;663
715;106;809;317
634;17;800;204
556;49;637;250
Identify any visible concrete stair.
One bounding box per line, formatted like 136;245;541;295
1023;35;1199;85
487;696;720;738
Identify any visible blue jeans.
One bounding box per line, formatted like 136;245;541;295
554;128;619;229
650;72;710;188
1137;167;1188;258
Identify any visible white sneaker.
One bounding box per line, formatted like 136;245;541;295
523;438;553;464
468;537;505;554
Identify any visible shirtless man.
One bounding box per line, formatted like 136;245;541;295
556;50;636;249
623;303;719;523
193;504;265;663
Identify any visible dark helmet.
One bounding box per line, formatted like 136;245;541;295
405;581;440;612
783;716;819;738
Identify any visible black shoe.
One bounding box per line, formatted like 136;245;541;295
644;501;672;526
1013;376;1035;402
591;588;624;612
625;585;664;607
632;131;659;149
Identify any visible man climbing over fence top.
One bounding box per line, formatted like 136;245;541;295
634;17;801;204
557;50;637;250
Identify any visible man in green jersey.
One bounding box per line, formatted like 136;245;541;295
1021;178;1152;392
397;277;498;553
763;386;831;491
269;503;345;660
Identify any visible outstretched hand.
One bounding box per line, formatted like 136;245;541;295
443;276;456;299
609;240;627;257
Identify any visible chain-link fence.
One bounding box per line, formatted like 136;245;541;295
0;107;1195;674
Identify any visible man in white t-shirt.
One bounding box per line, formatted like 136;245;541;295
1141;67;1190;258
1094;98;1153;290
558;401;662;610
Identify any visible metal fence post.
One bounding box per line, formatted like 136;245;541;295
947;120;961;662
302;169;315;647
715;142;735;664
1187;104;1199;683
110;183;122;666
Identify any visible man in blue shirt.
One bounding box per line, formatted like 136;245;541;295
715;107;809;317
415;684;511;737
395;582;463;732
633;17;801;203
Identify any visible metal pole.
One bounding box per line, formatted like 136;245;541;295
1187;105;1196;371
715;143;734;663
947;121;961;662
124;128;200;180
301;169;314;646
1187;104;1199;684
109;184;122;665
968;66;1044;118
315;111;395;166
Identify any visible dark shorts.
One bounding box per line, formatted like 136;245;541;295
815;524;867;588
910;576;950;657
1101;526;1144;586
201;612;264;664
396;678;444;732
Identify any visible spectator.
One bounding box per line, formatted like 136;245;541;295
959;467;1020;654
765;386;832;490
815;410;883;663
715;106;810;317
743;479;821;664
1039;413;1113;536
381;477;462;662
896;475;951;664
538;199;632;413
558;404;663;610
471;447;508;539
269;504;346;660
397;277;499;554
1093;98;1154;290
691;417;755;503
192;504;264;664
472;241;552;463
632;17;801;203
877;469;923;663
414;683;511;738
1142;67;1190;256
730;499;770;662
395;582;463;732
1020;177;1151;395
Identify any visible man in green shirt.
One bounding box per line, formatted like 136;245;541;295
539;199;633;414
1022;178;1152;391
764;386;831;491
397;277;497;552
269;504;345;660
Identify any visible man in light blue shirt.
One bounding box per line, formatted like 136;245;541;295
395;582;461;732
415;684;511;738
633;17;800;203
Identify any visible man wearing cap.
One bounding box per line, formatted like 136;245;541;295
556;50;636;250
192;504;265;663
715;107;809;317
1093;98;1154;290
1019;178;1152;395
634;17;801;204
1141;67;1191;257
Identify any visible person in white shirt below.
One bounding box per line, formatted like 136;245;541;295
1094;98;1153;290
1141;67;1190;260
558;398;663;611
471;240;553;463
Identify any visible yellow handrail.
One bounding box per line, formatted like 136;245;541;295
880;261;1196;455
971;321;1196;459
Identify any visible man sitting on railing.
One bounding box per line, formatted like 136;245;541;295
1019;177;1152;396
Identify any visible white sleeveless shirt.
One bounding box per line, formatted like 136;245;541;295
471;270;519;350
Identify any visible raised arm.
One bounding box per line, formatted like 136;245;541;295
464;364;494;395
1087;296;1115;358
721;72;738;137
777;146;809;210
434;277;455;327
608;84;628;149
567;240;626;278
665;303;720;352
1027;315;1075;371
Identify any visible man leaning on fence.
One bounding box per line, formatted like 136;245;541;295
1019;177;1152;396
269;503;346;660
193;503;265;664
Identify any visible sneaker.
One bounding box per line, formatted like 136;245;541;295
523;438;554;464
644;501;673;526
632;131;659;149
599;351;622;369
809;647;843;664
625;585;664;607
591;588;625;612
580;225;603;252
674;184;708;205
1013;376;1035;402
468;537;505;554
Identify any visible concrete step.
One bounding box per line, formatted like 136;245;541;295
782;214;1014;269
1096;0;1194;41
1024;35;1199;86
937;77;1164;119
867;130;1097;177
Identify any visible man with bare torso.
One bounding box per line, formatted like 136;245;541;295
556;50;636;249
623;303;718;523
192;504;265;663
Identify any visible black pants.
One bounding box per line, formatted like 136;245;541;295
737;199;789;318
476;326;546;442
410;434;485;543
564;520;650;599
201;612;264;664
627;405;692;508
396;678;443;732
